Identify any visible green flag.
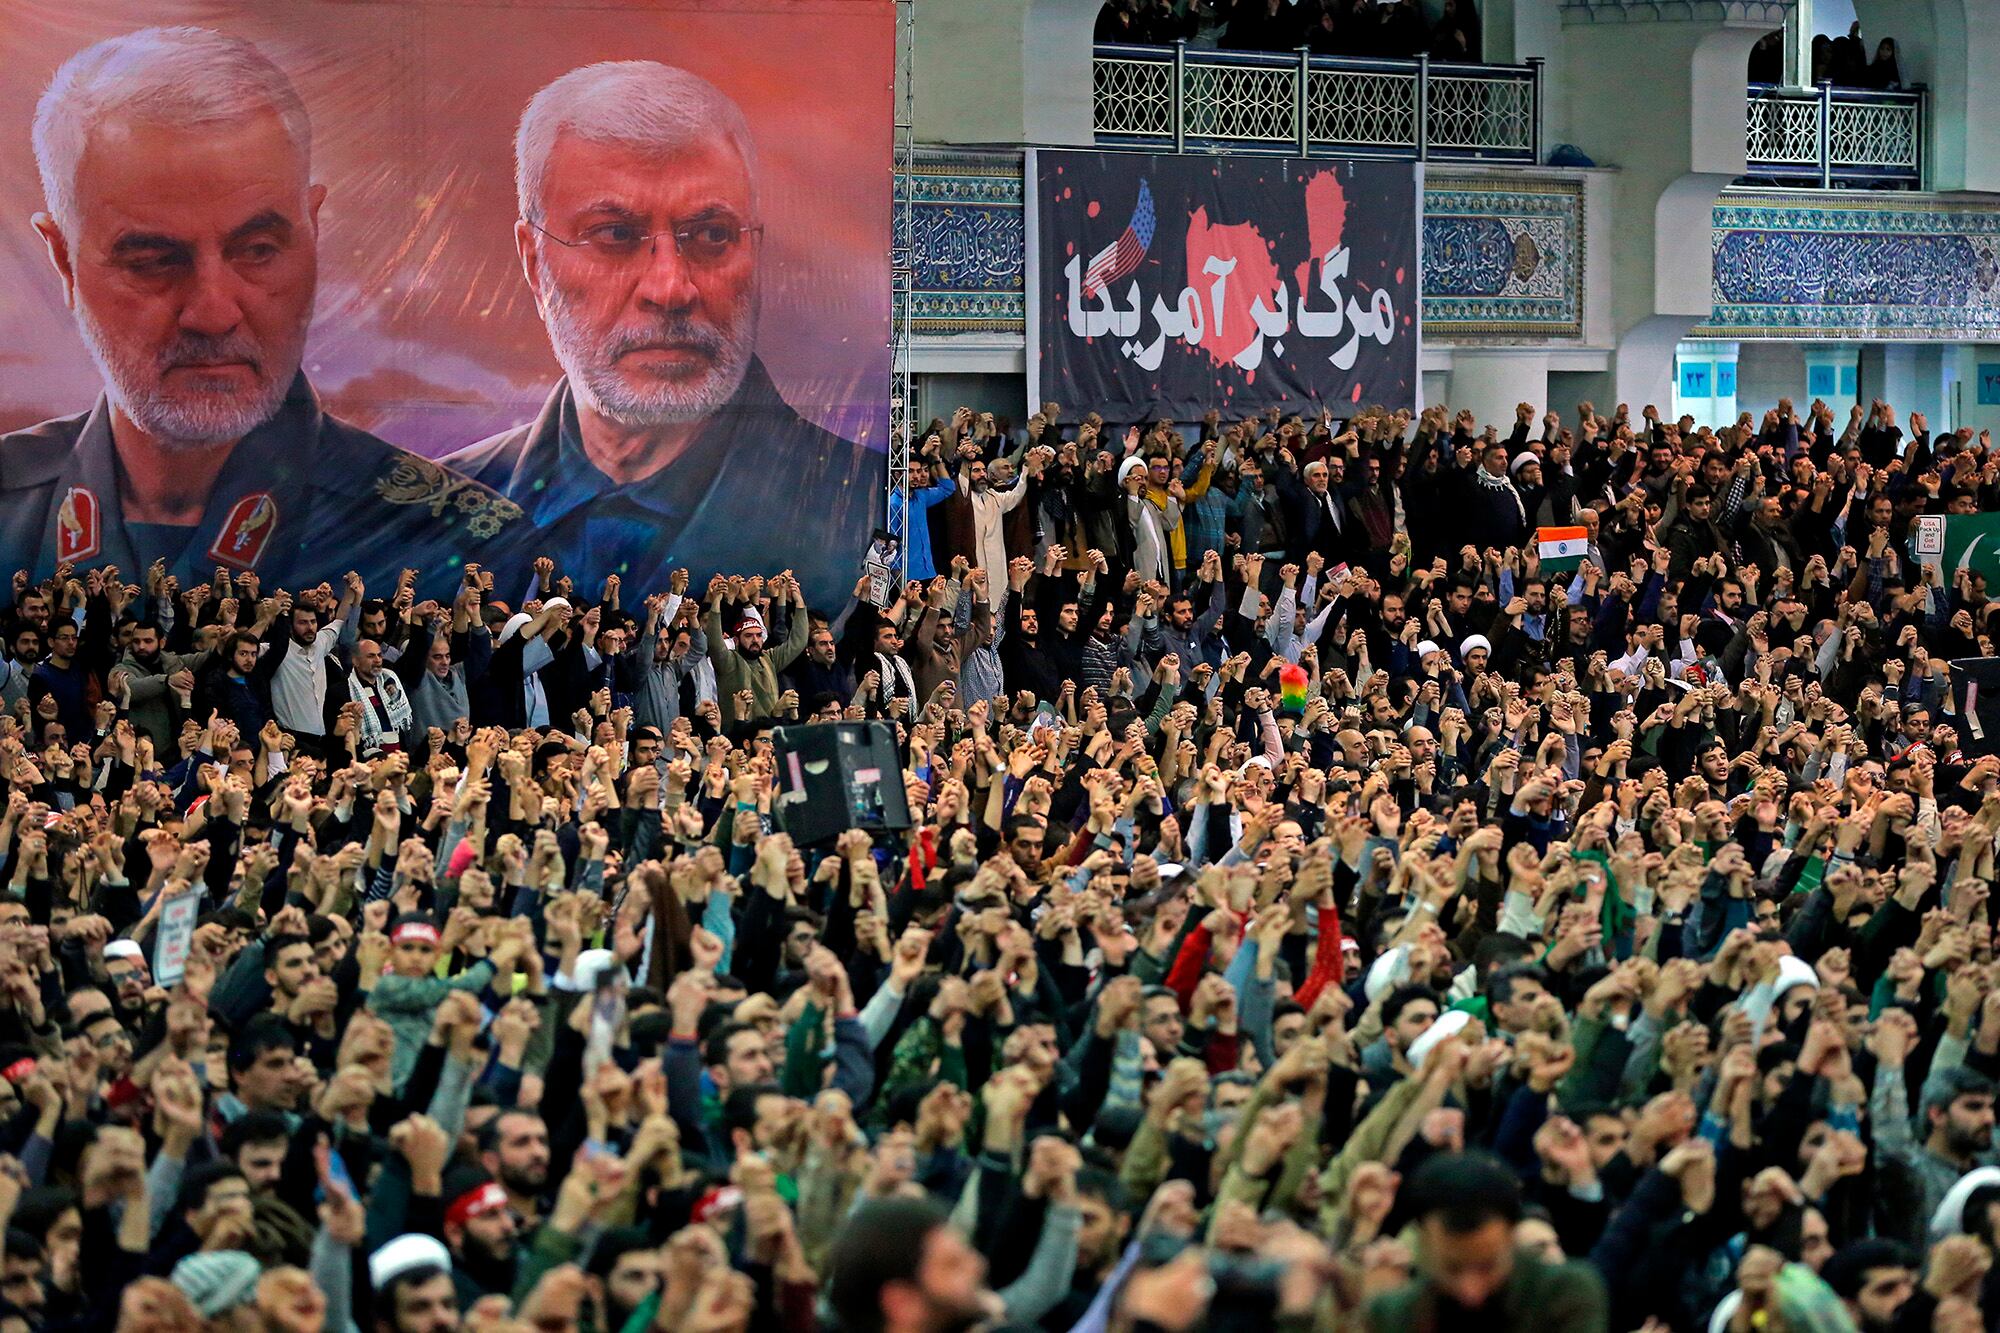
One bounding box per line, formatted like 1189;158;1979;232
1572;848;1636;960
1916;513;2000;589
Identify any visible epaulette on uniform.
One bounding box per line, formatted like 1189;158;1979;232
372;451;526;540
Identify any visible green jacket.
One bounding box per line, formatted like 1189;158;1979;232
703;599;809;720
367;961;495;1093
876;1015;970;1123
1364;1252;1608;1333
1317;1073;1429;1231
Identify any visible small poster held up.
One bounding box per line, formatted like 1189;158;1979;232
153;888;201;989
864;530;902;608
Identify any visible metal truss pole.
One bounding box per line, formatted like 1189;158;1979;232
889;0;916;582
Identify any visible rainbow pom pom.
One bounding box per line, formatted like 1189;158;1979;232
1278;663;1309;714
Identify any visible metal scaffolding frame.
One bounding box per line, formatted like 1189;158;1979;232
888;0;915;580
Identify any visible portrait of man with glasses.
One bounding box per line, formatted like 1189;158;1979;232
446;60;879;603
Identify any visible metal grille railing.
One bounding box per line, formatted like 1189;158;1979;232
1305;67;1415;146
1181;59;1296;143
1092;49;1175;138
1427;70;1536;152
1092;42;1541;163
1743;82;1924;189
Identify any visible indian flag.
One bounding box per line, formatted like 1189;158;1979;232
1537;525;1588;575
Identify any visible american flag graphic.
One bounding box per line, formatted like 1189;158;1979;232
1082;179;1155;297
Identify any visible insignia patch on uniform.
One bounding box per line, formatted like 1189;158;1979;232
375;455;525;540
209;493;278;570
56;486;100;563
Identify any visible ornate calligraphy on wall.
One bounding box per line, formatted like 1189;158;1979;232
1698;190;2000;341
898;150;1025;336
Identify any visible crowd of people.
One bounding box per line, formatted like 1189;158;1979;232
0;388;1998;1333
1094;0;1483;62
1749;23;1905;89
1811;24;1904;90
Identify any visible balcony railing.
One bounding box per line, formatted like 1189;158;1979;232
1093;41;1542;164
1742;82;1925;189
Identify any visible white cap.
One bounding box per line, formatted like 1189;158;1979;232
1510;452;1541;476
1404;1008;1472;1067
370;1234;452;1290
1772;954;1818;1001
1931;1165;2000;1239
1415;639;1442;659
1117;457;1147;485
1364;944;1410;1003
570;948;617;991
1460;634;1492;658
542;597;571;613
497;612;533;644
102;940;143;962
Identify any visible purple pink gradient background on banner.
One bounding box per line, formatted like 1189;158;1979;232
0;0;892;454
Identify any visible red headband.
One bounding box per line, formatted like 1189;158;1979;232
690;1186;742;1223
391;923;441;946
446;1182;509;1228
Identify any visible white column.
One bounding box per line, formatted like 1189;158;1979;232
1801;343;1861;412
1910;346;1949;429
1674;340;1740;427
1783;1;1808;85
1447;349;1552;436
914;0;1096;147
1609;317;1685;420
1949;346;2000;437
1867;344;1948;432
1856;0;2000;192
1557;14;1766;427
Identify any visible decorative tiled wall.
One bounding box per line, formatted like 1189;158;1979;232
904;156;2000;350
1696;190;2000;340
1421;173;1586;341
898;150;1591;344
897;149;1025;336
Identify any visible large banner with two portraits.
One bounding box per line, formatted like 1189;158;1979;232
0;0;891;605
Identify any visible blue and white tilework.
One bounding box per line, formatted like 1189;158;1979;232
895;153;1592;344
1421;175;1585;340
1698;190;2000;340
896;150;1025;336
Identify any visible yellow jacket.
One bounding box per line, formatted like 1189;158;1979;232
1144;457;1214;571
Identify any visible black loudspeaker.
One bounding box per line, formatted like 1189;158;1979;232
770;721;911;846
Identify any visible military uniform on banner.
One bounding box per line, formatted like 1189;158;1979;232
445;360;879;610
0;375;526;599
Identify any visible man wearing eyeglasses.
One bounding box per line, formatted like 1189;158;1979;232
445;60;878;608
5;27;521;596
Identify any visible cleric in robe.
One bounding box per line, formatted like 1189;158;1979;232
443;61;878;607
2;27;522;595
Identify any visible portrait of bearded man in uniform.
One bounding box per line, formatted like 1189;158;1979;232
3;25;522;595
